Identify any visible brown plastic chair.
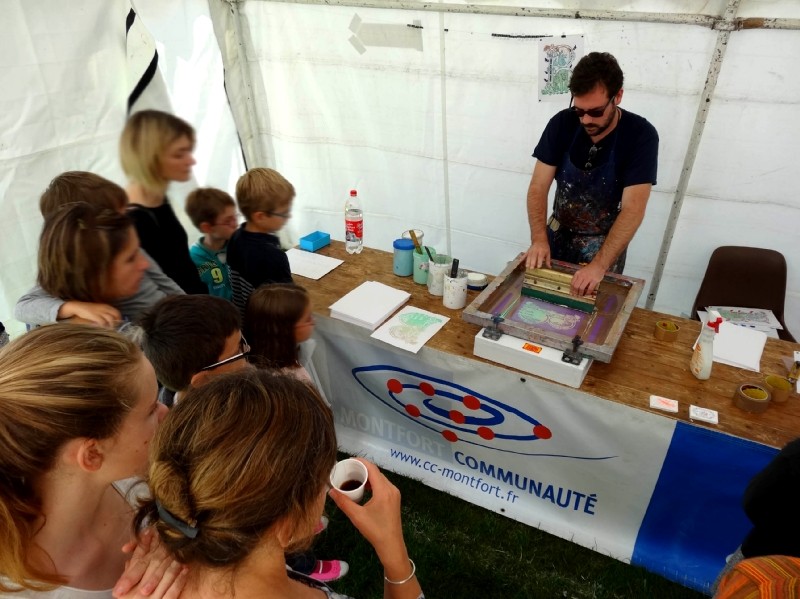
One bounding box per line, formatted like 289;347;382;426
691;246;795;342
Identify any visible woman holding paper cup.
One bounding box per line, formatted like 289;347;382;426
137;369;424;599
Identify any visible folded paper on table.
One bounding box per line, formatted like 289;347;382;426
698;310;779;340
705;306;783;331
287;248;343;280
370;306;449;353
330;281;410;330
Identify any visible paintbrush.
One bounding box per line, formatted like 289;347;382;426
450;258;459;278
425;246;434;261
408;230;423;254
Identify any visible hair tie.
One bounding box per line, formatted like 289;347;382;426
155;499;199;539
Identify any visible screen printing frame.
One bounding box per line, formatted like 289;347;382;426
462;253;645;363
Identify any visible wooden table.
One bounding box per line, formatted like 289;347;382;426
298;241;799;593
303;241;800;449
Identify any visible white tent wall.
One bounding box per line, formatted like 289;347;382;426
0;1;130;333
0;0;243;334
207;0;799;337
1;0;797;337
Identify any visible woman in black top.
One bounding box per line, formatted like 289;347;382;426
120;110;207;295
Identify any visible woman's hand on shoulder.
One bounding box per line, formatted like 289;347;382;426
58;301;122;327
113;528;188;599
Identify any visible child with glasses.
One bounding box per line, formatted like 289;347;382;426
185;188;238;300
227;168;295;309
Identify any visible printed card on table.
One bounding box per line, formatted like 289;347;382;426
370;306;449;353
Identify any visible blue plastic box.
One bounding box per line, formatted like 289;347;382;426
299;230;331;252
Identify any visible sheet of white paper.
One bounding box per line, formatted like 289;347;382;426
712;321;767;371
329;281;410;330
370;306;449;353
697;310;779;339
706;306;783;330
287;248;343;280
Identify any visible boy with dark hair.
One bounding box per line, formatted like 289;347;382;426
139;294;245;394
185;188;238;300
227;168;295;295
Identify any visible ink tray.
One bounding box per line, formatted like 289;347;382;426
299;231;331;252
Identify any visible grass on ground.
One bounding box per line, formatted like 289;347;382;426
316;466;707;599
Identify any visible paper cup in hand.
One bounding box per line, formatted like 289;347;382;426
330;458;368;502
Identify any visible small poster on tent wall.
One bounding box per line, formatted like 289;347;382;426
538;35;584;102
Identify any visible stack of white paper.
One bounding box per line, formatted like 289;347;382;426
330;281;411;330
712;321;767;371
695;315;769;371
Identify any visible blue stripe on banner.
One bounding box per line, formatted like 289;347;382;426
631;422;777;593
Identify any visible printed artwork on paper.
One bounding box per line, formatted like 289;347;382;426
371;306;449;353
538;35;584;102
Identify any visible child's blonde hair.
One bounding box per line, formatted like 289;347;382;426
120;110;195;193
185;188;236;229
235;168;295;220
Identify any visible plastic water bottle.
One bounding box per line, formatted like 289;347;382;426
345;189;363;254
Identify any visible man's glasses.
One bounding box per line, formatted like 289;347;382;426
268;210;292;219
200;335;251;371
569;95;614;118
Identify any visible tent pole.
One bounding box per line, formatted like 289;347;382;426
438;11;452;257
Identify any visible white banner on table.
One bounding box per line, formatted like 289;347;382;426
312;316;674;561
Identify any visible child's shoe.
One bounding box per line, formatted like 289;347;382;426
308;560;349;583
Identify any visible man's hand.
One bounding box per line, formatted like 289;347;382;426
524;240;552;270
571;262;606;296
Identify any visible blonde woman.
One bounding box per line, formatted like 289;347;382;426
120;110;206;295
0;324;182;597
137;371;424;599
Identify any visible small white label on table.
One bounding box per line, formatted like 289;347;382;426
689;405;719;425
649;395;678;413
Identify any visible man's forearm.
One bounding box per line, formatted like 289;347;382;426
527;187;549;244
526;163;556;244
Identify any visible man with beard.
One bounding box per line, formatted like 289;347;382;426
524;52;658;296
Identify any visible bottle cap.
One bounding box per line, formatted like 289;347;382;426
350;189;357;197
393;238;415;250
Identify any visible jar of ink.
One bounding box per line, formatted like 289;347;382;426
392;238;415;276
